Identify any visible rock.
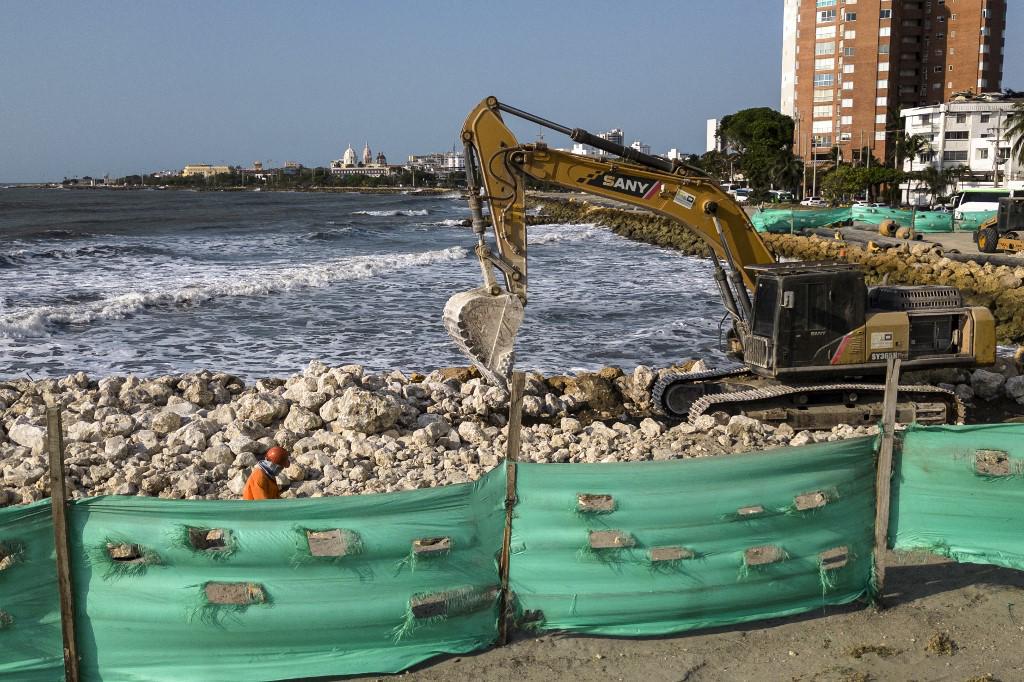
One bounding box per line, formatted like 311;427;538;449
201;446;235;467
954;383;974;403
639;418;664;438
227;471;248;496
151;410;183;435
104;436;129;460
726;415;762;438
8;422;46;455
235;392;289;426
560;417;582;435
1005;376;1024;404
348;464;369;482
692;414;717;432
166;422;209;452
283;405;323;433
329;387;401;434
458;421;487;445
789;430;814;447
970;369;1006;401
101;413;134;437
67;420;101;443
774;423;795;439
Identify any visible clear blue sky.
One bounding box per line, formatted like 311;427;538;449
1;1;1021;182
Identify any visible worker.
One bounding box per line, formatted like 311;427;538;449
242;446;289;500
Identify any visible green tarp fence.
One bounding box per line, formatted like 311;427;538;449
510;437;877;636
1;471;506;681
889;424;1024;571
752;207;992;234
955;211;997;232
4;425;1024;680
751;208;852;233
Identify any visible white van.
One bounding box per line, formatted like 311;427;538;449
952;188;1018;219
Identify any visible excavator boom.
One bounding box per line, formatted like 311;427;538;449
446;97;774;387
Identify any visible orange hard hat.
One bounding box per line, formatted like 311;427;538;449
265;446;289;466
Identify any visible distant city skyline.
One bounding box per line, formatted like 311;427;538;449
1;1;1020;183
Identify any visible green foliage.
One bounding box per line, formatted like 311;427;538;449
718;108;798;200
1006;102;1024;168
820;165;902;202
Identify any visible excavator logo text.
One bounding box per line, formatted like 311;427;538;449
586;172;662;200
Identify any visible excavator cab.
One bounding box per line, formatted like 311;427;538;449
744;264;866;375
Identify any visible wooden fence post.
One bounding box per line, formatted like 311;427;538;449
872;358;901;607
46;406;80;682
497;371;525;646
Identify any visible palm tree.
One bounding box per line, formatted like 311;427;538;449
768;152;804;193
1005;101;1024;172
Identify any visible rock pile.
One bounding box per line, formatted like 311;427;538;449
2;358;1019;506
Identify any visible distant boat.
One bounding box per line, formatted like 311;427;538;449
253;187;262;192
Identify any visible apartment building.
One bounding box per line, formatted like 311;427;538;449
782;0;1006;164
900;92;1022;201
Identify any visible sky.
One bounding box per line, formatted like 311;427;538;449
1;1;1021;183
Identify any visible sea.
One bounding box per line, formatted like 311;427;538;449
0;188;728;380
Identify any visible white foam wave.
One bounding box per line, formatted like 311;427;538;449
351;209;430;217
0;246;468;339
433;219;469;227
528;224;604;245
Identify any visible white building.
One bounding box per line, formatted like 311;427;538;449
900;93;1022;203
571;128;624;158
629;140;651;155
779;0;799;118
331;142;392;177
706;119;720;153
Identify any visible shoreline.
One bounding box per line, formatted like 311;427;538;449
2;184;457;195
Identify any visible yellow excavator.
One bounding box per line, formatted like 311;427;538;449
443;97;996;428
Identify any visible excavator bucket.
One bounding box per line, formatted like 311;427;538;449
442;288;524;390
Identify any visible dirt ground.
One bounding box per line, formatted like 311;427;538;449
344;550;1023;682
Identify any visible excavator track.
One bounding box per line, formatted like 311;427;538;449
653;371;965;428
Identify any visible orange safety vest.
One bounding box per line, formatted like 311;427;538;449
242;466;280;500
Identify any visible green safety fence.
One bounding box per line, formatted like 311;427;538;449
889;424;1024;571
850;206;913;226
0;470;506;681
0;502;62;681
911;211;955;233
751;208;852;233
5;424;1024;679
510;437;877;636
955;211;997;232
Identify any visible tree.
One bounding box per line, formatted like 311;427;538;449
1005;101;1024;170
717;108;796;201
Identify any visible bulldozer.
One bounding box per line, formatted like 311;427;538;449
975;196;1024;253
442;97;996;429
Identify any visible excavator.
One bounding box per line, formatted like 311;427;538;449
443;97;996;428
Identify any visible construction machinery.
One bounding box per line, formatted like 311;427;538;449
975;196;1024;253
443;97;996;428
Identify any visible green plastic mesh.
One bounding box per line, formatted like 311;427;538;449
889;424;1024;570
509;437;877;636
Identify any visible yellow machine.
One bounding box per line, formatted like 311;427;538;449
444;97;996;427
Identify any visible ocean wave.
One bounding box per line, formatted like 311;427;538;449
528;224;604;245
0;243;168;267
0;246;468;339
305;228;352;241
351;209;430;217
433;219;470;227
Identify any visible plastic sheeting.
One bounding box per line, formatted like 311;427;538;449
889;424;1024;571
6;424;1024;679
0;469;506;681
956;211;997;232
510;437;877;636
0;501;62;681
751;208;851;233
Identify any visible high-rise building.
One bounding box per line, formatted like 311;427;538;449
782;0;1007;165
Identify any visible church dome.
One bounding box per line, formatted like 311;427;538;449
362;142;372;165
342;144;357;166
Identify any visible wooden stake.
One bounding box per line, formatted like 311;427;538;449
497;371;525;646
47;406;80;682
872;358;901;607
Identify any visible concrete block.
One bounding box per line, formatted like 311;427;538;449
589;530;634;549
577;493;615;513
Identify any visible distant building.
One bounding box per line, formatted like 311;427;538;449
182;164;232;178
900;91;1023;202
666;148;688;161
331;142;393;177
782;0;1007;164
706;119;720;153
405;151;464;177
629;140;651;156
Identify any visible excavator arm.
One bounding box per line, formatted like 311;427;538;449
445;97;777;388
